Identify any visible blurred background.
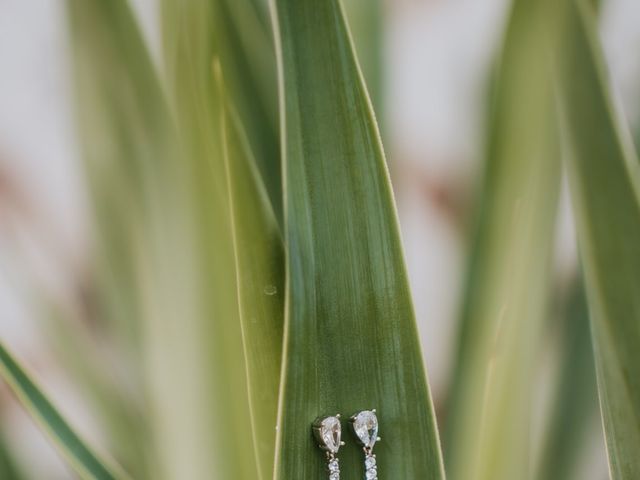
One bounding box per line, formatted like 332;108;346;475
1;0;639;478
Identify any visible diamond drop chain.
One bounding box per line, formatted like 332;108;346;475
326;452;340;480
363;448;378;480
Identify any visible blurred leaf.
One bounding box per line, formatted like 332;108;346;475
66;0;172;475
70;0;284;477
0;343;125;480
219;69;284;480
157;1;282;478
0;432;23;480
535;282;601;480
45;311;150;479
444;0;563;478
66;0;167;344
559;1;640;477
70;0;244;477
270;0;444;478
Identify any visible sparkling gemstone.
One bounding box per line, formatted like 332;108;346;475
353;410;379;448
319;416;342;453
330;473;340;480
328;460;339;472
365;456;376;469
366;468;377;480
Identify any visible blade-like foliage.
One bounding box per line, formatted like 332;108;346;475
66;0;167;345
158;1;285;477
536;283;600;480
444;0;564;478
0;343;125;480
342;0;384;121
559;1;640;476
66;0;174;475
0;433;22;480
270;0;444;478
216;0;282;222
219;69;284;479
70;0;285;477
71;0;247;477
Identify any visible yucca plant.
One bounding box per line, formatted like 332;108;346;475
0;0;639;479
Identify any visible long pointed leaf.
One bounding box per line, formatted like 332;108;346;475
71;0;255;477
219;69;284;480
444;0;564;478
216;0;282;222
0;433;22;480
270;0;445;478
66;0;176;475
157;1;283;477
559;1;640;476
535;282;601;480
0;343;125;480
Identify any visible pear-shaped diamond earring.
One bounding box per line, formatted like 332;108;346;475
312;414;345;479
350;409;381;480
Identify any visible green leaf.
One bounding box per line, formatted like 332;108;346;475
0;429;24;480
535;283;601;480
219;68;285;480
559;1;640;477
66;0;169;346
535;5;605;479
270;0;444;478
157;1;283;477
70;0;251;476
0;343;125;480
66;0;175;476
211;0;282;223
70;0;284;477
444;0;564;478
342;0;384;123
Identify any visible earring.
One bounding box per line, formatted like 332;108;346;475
312;414;345;479
350;409;381;480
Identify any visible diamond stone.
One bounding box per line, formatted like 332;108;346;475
366;467;378;480
330;473;340;480
365;456;376;469
353;410;379;448
317;416;342;453
328;460;339;472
